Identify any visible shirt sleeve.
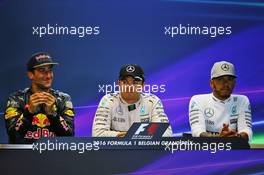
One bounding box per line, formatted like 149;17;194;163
151;98;173;137
4;94;34;143
92;95;119;137
189;96;206;137
237;96;253;142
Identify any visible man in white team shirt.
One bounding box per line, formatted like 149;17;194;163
189;61;252;142
92;64;172;137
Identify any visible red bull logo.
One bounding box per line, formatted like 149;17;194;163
24;128;55;139
32;113;50;128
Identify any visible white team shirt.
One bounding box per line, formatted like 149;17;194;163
92;93;173;137
189;93;252;141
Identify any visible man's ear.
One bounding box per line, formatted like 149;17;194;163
118;80;122;86
210;79;214;90
27;71;34;80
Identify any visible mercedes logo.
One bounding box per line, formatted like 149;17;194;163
221;63;229;71
116;105;123;115
204;108;214;118
126;65;135;73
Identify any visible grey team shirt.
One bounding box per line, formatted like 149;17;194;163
92;93;173;137
189;93;253;141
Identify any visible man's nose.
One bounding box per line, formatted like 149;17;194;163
222;79;232;87
44;71;52;78
127;80;134;85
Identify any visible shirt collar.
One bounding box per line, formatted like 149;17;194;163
211;93;231;104
119;93;142;106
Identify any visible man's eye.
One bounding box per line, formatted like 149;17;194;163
38;69;45;73
36;68;53;74
217;78;224;82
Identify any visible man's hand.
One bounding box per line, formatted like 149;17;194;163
200;132;218;137
28;92;47;113
116;131;127;138
28;92;56;114
219;124;237;137
42;92;56;115
237;132;249;141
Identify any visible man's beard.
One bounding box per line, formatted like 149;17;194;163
34;80;52;92
215;88;232;99
121;92;140;103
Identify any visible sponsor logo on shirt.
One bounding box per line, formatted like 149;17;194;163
113;117;125;123
140;106;145;115
4;107;18;119
204;108;214;118
116;105;124;115
231;106;237;114
191;101;197;109
206;119;215;126
24;128;55;140
32;113;50;128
